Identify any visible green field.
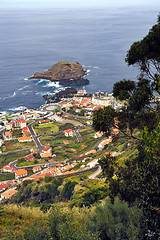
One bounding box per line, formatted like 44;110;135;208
34;122;59;135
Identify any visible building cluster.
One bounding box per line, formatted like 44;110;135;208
60;91;124;119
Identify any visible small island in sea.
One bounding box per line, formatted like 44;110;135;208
29;61;89;86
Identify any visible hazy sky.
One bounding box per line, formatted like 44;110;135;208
0;0;159;9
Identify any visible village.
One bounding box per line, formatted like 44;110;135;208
0;90;122;201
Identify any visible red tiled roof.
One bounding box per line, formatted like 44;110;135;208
18;136;31;141
7;121;14;125
2;165;15;172
5;131;12;136
23;127;29;131
56;163;61;167
33;166;41;170
0;182;8;191
15;169;27;176
23;113;30;116
42;146;51;152
64;165;73;170
32;173;52;182
63;129;73;133
24;154;34;161
39;119;50;123
23;130;31;136
15;119;26;123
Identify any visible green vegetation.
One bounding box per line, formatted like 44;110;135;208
11;129;22;138
40;126;102;161
0;172;15;181
34;122;59;135
16;158;46;167
0;150;30;167
0;198;145;240
59;122;74;131
1;140;35;152
0;15;160;239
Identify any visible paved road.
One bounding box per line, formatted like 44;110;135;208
28;123;44;152
88;166;102;180
74;129;83;143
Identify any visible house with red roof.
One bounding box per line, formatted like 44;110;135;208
4;131;12;140
22;127;30;136
80;98;91;107
73;99;80;107
18;136;32;142
87;159;98;168
94;131;103;138
2;165;15;173
32;166;41;173
32;173;52;182
63;129;74;137
48;167;57;175
6;121;14;130
98;137;112;149
24;154;35;161
22;112;33;121
14;119;26;128
1;188;17;199
63;164;73;171
15;169;27;179
112;128;119;136
39;119;50;124
0;182;8;192
40;146;52;158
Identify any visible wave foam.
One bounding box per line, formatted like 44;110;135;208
18;85;29;91
94;66;99;69
9;106;27;112
4;91;16;100
44;81;61;88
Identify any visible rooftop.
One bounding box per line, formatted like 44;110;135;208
15;169;27;176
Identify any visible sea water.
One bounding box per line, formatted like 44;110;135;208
0;6;158;112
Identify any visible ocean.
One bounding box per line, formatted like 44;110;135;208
0;6;158;113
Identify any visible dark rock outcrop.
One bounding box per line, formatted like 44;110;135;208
29;61;89;86
43;87;78;103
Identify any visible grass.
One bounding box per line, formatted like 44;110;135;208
59;123;74;131
34;122;59;135
0;172;15;181
16;158;47;167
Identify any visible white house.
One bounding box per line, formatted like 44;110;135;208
63;129;74;137
87;159;98;168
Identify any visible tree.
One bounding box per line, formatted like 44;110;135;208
125;16;160;93
108;124;160;239
113;79;135;100
87;197;145;240
112;76;157;139
61;181;77;200
98;155;117;181
93;106;115;137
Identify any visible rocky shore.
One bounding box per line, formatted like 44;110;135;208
43;87;78;103
29;61;89;86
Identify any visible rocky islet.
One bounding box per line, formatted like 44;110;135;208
29;61;89;86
